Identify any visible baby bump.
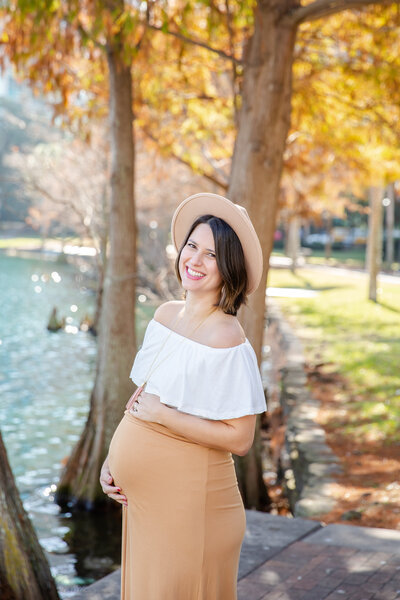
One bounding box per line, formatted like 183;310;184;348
108;414;135;492
108;412;210;502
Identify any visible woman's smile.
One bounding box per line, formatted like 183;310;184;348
186;266;206;280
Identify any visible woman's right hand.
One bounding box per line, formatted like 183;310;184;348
100;456;128;507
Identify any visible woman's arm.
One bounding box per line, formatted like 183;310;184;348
131;391;256;456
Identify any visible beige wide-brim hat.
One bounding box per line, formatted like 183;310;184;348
171;192;263;295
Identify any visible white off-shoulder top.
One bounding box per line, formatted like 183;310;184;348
129;318;267;420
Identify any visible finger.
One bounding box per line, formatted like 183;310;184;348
109;492;127;501
100;471;113;485
101;484;122;495
100;477;116;488
101;481;125;496
108;493;128;506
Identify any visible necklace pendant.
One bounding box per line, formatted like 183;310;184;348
125;383;145;411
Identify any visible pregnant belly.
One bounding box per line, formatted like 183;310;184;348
107;412;213;502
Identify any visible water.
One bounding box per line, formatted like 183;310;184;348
0;253;121;597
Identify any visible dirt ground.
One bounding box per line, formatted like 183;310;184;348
262;363;400;530
305;363;400;530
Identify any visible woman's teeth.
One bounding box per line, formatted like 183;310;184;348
187;267;205;278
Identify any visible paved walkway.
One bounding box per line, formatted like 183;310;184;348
75;512;400;600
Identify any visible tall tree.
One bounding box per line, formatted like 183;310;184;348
0;432;60;600
2;0;137;507
367;186;384;301
227;0;395;507
56;1;137;507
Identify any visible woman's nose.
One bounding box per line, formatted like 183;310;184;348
191;250;203;265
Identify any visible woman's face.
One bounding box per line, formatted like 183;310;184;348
179;223;223;296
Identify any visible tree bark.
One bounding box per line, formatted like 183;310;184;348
367;186;383;302
287;214;301;272
0;432;60;600
324;212;333;260
230;0;298;363
229;0;298;509
233;416;270;510
56;27;136;509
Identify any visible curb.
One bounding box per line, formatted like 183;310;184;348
264;299;342;518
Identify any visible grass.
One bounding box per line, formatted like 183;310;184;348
0;236;43;249
136;303;157;343
304;247;366;268
272;246;366;263
272;247;400;271
268;267;400;443
0;236;93;249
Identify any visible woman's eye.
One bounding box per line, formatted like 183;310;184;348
187;242;196;248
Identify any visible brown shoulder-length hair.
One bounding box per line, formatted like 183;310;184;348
174;214;248;315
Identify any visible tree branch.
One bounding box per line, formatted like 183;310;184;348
319;90;400;144
23;177;102;255
77;23;106;51
141;128;228;190
148;24;242;64
288;0;393;26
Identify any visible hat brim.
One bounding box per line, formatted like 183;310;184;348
171;193;263;295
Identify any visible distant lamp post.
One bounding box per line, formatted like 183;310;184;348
383;184;395;268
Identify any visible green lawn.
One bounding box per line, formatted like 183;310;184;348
304;247;366;268
0;236;92;249
268;267;400;443
272;248;400;271
0;236;43;249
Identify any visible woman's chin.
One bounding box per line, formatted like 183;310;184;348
182;281;206;294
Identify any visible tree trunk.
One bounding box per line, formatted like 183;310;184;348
229;0;298;509
287;214;300;272
385;182;395;269
0;432;60;600
233;416;270;510
367;186;383;302
324;212;333;260
56;34;136;509
283;220;289;256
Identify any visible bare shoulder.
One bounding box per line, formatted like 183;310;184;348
208;314;246;349
153;300;184;326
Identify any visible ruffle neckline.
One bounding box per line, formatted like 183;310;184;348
150;318;249;351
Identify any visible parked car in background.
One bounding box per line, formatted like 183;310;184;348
303;232;331;248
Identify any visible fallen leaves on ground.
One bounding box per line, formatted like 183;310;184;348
306;363;400;530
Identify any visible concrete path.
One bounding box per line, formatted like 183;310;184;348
269;256;400;286
74;512;400;600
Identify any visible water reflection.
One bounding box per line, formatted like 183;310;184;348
0;254;121;597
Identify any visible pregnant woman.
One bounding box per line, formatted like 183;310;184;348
100;192;266;599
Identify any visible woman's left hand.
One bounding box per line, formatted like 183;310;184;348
129;390;163;423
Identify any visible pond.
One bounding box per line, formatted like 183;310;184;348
0;252;131;598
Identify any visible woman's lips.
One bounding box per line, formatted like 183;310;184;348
185;266;206;280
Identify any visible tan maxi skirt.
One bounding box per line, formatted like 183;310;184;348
108;411;246;600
